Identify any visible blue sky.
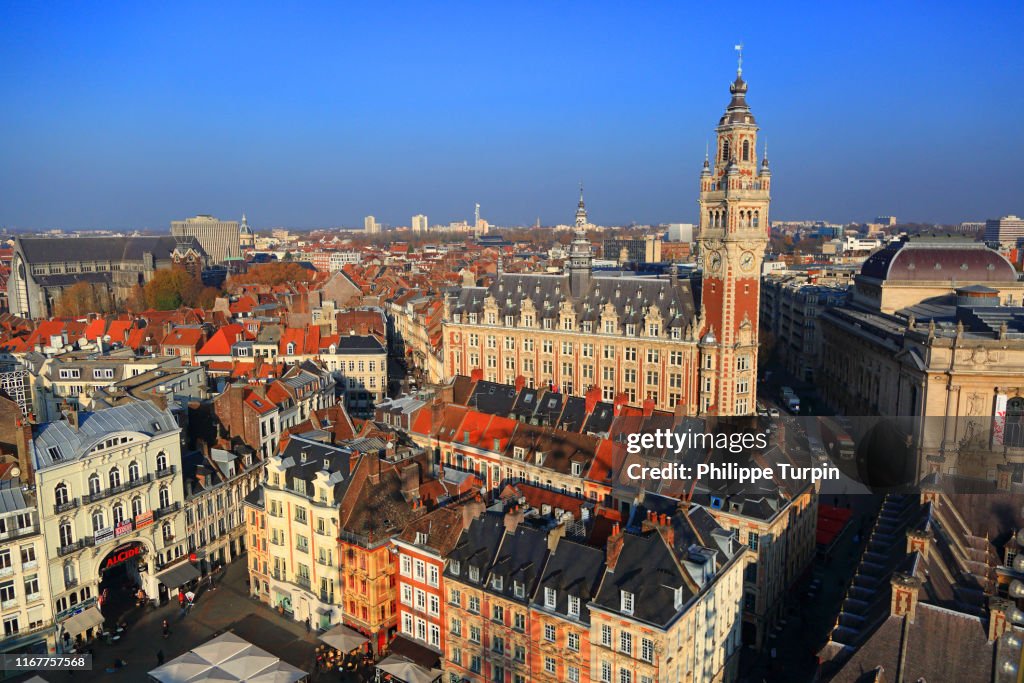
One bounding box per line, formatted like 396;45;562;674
1;2;1021;230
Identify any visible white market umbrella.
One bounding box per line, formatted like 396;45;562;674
376;654;442;683
190;631;251;665
149;651;215;683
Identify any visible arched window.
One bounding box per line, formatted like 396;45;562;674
1006;398;1024;448
131;496;143;518
55;483;69;506
286;342;295;355
59;520;73;547
108;467;121;489
91;509;105;533
721;139;730;162
159;486;170;509
88;474;101;495
156;452;167;472
752;211;760;228
112;503;125;526
162;522;173;542
742;140;750;162
128;461;140;483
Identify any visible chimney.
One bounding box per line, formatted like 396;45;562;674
585;385;601;414
470;368;483;383
906;528;932;559
504;505;525;535
368;456;382;485
613;393;628;416
642;397;655;417
989;597;1017;642
546;521;566;554
514;375;526;394
461;496;486;530
641;511;675;549
606;523;625;571
13;419;34;486
890;572;921;622
400;462;419;496
65;406;79;431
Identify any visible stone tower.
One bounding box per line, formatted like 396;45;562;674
696;59;771;416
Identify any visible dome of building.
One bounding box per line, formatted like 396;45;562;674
719;76;757;126
859;237;1018;283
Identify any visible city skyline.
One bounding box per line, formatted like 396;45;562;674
1;3;1022;230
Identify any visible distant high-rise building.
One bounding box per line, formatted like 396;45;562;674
984;215;1024;245
364;215;381;234
875;215;898;226
666;223;694;242
411;215;428;233
171;214;241;263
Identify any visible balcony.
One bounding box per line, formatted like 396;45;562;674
156;465;176;479
319;591;334;603
54;498;79;514
295;575;311;590
154;502;181;520
83;473;155;504
57;539;88;557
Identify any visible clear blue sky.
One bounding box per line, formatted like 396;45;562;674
1;2;1021;230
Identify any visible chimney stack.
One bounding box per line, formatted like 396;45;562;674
642;397;656;417
13;418;34;486
504;504;525;535
890;572;922;622
461;496;486;530
607;523;625;571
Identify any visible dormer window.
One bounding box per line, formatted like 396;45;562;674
286;343;295;355
514;581;525;599
621;590;634;615
491;575;503;591
674;586;684;609
568;595;580;617
450;560;461;576
571;462;582;476
544;587;556;609
469;566;479;582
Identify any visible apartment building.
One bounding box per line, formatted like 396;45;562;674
182;447;262;575
30;403;188;648
170;215;242;263
0;483;55;657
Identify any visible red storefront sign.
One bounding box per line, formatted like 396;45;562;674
134;511;154;530
103;543;143;571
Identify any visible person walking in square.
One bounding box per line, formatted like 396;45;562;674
157;650;165;665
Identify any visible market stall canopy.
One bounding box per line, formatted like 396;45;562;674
149;631;308;683
318;623;368;652
375;654;443;683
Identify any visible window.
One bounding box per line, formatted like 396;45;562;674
88;474;101;495
492;604;504;622
619;668;632;683
601;661;612;683
59;522;73;547
162;521;173;542
112;503;125;526
156;452;168;471
401;585;413;606
400;555;412;577
568;666;580;683
54;483;68;506
20;546;35;566
513;612;525;631
568;595;580;617
641;637;654;663
544;623;556;642
624;347;636;362
24;574;38;598
109;467;121;488
545;657;556;674
601;624;612;647
468;595;480;614
159;486;170;509
737;355;749;371
620;630;632;655
568;630;580;651
748;531;759;551
621;591;633;614
0;581;14;602
544;587;556;609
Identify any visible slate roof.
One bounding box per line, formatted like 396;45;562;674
32;402;178;470
16;235;196;264
446;511;505;583
532;537;604;624
450;271;696;331
486;523;550;604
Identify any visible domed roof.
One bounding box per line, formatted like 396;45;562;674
860;237;1018;283
719;76;757;126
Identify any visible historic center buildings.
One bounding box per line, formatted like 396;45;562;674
443;69;771;416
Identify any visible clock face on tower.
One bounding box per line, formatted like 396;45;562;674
707;251;722;273
740;251;755;272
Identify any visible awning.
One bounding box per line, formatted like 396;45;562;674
376;654;443;683
63;606;104;636
318;623;368;652
157;561;201;587
315;606;332;615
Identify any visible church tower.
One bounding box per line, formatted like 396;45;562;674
696;54;771;416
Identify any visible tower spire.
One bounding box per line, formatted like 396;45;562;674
734;43;744;77
575;183;588;229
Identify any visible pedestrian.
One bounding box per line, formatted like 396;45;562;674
162;619;170;638
305;617;310;634
178;592;185;609
157;650;165;666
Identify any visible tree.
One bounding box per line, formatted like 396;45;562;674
143;269;203;310
56;282;112;317
231;262;314;287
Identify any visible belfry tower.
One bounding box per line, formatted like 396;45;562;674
696;53;772;415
